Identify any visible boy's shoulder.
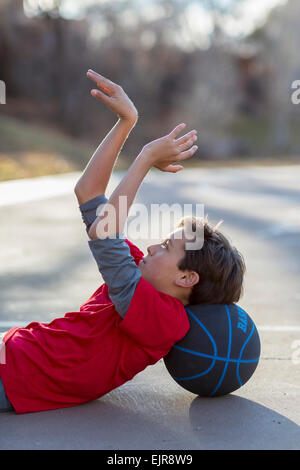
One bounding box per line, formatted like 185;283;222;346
119;275;190;349
125;237;144;264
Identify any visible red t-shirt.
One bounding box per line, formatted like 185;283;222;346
0;239;190;414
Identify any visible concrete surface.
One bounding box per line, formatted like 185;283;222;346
0;166;299;450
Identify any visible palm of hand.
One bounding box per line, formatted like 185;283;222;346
143;124;198;173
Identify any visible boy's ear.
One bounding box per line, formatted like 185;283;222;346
175;271;199;288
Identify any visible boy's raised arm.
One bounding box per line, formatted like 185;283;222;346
74;70;138;205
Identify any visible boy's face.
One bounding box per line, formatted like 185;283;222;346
139;227;198;301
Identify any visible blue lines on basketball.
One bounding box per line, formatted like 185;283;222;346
209;305;232;396
236;322;255;386
184;307;218;356
172;307;217;381
172;345;258;363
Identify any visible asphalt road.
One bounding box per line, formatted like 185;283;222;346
0;165;299;450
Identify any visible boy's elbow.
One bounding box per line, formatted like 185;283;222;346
74;182;87;205
74;181;83;196
74;175;81;189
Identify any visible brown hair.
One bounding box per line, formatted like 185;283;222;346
176;215;246;305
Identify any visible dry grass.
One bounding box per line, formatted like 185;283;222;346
0;114;92;182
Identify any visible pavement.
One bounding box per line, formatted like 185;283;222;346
0;165;299;450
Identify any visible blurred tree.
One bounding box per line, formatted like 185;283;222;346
24;0;62;18
24;1;66;123
200;0;242;39
252;0;300;154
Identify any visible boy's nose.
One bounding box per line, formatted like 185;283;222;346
147;244;158;256
147;245;153;255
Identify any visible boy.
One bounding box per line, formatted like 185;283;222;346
0;70;245;414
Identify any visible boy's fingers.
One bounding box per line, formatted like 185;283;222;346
165;164;184;173
91;88;112;103
172;165;184;172
169;123;186;139
175;130;197;145
87;69;113;85
178;134;198;152
87;70;114;94
178;145;198;160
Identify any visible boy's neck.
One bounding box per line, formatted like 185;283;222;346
169;289;191;306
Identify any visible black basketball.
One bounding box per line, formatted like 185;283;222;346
163;304;261;397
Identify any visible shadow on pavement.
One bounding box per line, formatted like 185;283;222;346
0;398;188;450
189;394;300;450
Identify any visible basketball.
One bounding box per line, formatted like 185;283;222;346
163;304;261;397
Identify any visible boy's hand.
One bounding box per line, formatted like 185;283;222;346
86;69;138;123
140;123;198;173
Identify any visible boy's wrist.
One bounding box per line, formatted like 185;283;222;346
119;114;138;127
136;149;155;170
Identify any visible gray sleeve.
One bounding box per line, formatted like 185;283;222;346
78;194;141;318
78;194;109;234
88;234;141;318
